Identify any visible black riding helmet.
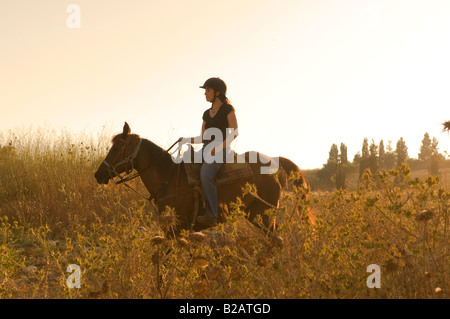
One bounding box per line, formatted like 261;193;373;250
200;77;227;96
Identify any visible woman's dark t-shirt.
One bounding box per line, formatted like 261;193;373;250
202;103;235;147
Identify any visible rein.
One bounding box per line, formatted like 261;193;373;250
104;137;181;210
103;137;142;179
115;139;179;185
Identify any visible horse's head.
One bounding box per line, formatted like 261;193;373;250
94;122;142;185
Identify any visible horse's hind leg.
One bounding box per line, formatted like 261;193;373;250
246;180;281;233
246;201;277;233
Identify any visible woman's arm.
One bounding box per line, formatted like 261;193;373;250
211;111;239;155
227;111;238;132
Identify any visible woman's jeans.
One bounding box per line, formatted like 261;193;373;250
200;161;223;218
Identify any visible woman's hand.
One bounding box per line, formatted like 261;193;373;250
178;137;189;145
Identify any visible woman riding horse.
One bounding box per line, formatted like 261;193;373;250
178;77;238;227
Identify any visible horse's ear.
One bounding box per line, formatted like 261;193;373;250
123;122;131;135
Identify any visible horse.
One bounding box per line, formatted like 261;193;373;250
94;122;311;235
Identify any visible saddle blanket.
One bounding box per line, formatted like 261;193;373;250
184;161;254;187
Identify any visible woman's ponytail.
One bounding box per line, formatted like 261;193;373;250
218;92;231;105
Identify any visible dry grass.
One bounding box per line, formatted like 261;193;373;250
0;127;448;299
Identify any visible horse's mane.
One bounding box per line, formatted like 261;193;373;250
111;133;176;176
140;138;176;176
111;133;140;144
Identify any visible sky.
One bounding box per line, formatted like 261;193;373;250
1;0;450;169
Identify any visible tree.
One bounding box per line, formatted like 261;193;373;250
379;140;386;169
384;140;396;170
317;144;339;189
335;143;348;190
362;138;369;159
368;139;379;174
317;143;347;190
429;137;441;176
340;143;348;164
335;159;345;190
395;137;408;167
419;133;432;162
359;138;370;178
353;151;361;165
329;144;339;162
316;161;335;189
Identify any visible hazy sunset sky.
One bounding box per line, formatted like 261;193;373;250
1;0;450;169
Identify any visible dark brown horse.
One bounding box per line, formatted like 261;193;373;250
94;123;310;234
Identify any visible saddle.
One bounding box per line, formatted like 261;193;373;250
183;154;254;188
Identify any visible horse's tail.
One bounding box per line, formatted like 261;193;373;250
278;156;315;225
278;156;308;190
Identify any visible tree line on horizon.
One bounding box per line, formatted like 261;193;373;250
313;132;447;190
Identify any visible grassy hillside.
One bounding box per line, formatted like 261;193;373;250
0;128;448;298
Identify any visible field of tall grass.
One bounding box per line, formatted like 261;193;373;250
0;126;448;299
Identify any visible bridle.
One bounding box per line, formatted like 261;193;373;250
102;136;182;209
103;135;143;182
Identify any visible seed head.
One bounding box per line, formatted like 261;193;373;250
416;210;433;222
206;266;221;280
193;256;209;268
257;251;272;267
189;232;207;243
271;236;284;248
192;279;208;295
151;235;166;245
177;238;189;247
434;287;443;294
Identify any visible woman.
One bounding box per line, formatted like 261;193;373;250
179;77;238;227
